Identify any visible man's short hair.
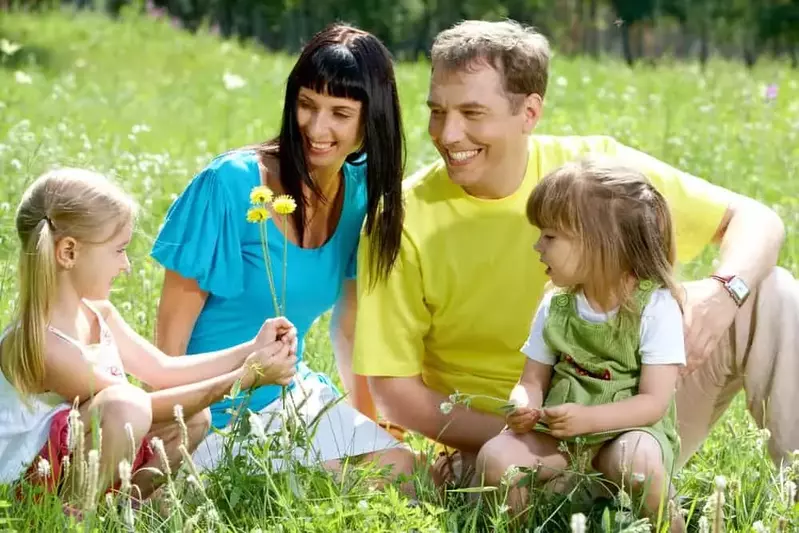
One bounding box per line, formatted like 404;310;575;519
431;19;551;107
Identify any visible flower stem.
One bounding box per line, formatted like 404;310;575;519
260;219;280;317
282;216;288;316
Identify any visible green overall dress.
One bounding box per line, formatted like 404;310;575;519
534;280;680;474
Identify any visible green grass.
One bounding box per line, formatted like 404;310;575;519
2;6;799;532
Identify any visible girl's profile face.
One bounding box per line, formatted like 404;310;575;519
295;87;363;174
60;222;133;300
533;228;582;288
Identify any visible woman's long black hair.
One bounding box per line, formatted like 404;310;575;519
258;23;405;286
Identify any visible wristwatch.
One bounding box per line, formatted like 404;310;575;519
710;274;750;307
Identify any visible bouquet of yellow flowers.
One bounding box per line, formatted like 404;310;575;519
224;185;299;443
246;185;296;316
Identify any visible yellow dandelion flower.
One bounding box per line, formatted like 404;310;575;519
273;195;297;215
246;206;270;223
250;185;273;205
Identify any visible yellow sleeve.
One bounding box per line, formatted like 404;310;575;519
614;141;732;264
352;227;431;377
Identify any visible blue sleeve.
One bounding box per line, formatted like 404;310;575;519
150;166;244;298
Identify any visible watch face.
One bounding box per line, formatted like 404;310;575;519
728;277;750;298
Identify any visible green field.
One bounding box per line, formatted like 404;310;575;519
1;7;798;532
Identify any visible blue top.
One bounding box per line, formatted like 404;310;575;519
151;149;367;428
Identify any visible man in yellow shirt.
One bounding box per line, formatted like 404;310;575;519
352;19;797;484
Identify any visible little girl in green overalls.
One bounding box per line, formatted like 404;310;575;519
477;156;686;531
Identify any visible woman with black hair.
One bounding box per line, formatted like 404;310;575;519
150;24;412;478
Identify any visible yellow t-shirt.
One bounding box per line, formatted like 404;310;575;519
352;134;731;415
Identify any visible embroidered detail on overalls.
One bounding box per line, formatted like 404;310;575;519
563;354;612;380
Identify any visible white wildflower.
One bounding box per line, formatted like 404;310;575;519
118;459;132;492
0;39;22;56
279;430;291;449
84;449;100;509
222;71;246;91
785;480;796;504
122;502;135;530
14;71;32;84
501;465;520;486
151;437;171;476
67;408;81;451
752;521;767;533
715;475;727;491
439;401;453;415
632;472;646;483
249;411;267;442
570;512;586;533
36;457;51;478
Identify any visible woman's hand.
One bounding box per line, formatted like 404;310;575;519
246;317;299;386
245;343;297;387
254;317;297;350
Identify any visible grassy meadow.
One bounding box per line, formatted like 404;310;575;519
1;6;799;532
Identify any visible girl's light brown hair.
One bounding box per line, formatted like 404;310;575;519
1;168;137;399
526;156;682;316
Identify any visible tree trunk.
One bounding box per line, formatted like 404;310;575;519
588;0;599;57
621;23;634;66
699;5;710;68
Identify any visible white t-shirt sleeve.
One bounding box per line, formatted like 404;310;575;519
639;289;686;366
520;292;557;365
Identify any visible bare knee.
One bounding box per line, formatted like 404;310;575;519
374;447;417;478
596;435;666;493
476;434;527;487
90;384;153;442
186;408;211;447
626;453;666;496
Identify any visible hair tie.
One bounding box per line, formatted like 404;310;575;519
43;216;55;229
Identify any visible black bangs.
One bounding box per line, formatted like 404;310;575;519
293;44;368;103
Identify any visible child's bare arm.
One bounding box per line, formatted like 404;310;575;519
510;359;551;408
42;337;130;406
583;364;679;434
42;322;295;423
96;300;295;390
506;359;552;433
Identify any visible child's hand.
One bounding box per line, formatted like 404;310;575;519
506;406;541;434
542;403;593;438
254;317;297;349
245;340;297;387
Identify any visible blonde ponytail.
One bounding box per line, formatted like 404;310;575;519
1;219;58;396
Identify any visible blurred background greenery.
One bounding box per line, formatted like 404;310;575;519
4;0;798;68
